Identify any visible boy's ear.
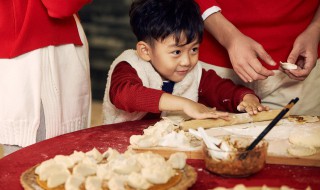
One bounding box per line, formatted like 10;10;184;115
136;41;151;61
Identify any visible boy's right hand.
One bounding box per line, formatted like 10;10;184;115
159;93;229;120
183;101;229;120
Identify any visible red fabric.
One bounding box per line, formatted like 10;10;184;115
196;0;320;70
0;0;91;58
41;0;92;18
110;62;164;113
110;62;255;115
0;120;319;189
199;69;255;112
194;0;219;14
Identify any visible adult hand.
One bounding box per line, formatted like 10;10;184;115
204;12;275;83
284;25;320;81
226;33;276;83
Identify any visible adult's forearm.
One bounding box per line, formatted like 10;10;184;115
204;12;242;50
308;5;320;42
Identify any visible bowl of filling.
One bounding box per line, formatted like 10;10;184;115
202;135;268;178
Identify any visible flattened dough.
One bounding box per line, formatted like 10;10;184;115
288;127;320;147
288;115;319;124
287;145;316;157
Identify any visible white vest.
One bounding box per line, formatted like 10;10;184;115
103;49;202;124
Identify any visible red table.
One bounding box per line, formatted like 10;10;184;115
0;120;319;190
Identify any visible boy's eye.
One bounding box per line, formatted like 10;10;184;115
172;50;181;55
191;47;199;53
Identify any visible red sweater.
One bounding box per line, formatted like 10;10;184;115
109;62;255;119
196;0;320;70
0;0;91;58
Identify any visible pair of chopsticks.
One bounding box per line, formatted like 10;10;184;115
239;97;299;159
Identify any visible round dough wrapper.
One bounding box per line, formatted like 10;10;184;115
288;127;320;147
280;62;298;70
287;145;316;157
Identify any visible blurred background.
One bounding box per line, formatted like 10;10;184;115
79;0;137;126
79;0;136;100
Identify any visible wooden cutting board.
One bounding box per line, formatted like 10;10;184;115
267;153;320;167
131;115;320;167
131;147;320;167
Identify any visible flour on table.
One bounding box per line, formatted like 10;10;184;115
206;119;297;140
288;115;319;124
130;116;320;158
206;118;320;157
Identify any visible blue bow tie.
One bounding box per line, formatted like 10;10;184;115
162;81;175;93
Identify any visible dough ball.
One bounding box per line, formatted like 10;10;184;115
280;62;298;70
287;145;316;157
288;127;320;147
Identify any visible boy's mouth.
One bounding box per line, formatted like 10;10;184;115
176;69;189;75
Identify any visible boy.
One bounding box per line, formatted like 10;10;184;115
103;0;268;124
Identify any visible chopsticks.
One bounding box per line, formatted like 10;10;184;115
239;97;299;159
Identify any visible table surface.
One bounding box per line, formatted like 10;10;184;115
0;120;319;190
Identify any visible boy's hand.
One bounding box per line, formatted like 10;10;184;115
237;94;269;115
183;102;229;120
159;93;229;120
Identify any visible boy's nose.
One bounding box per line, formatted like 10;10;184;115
180;55;191;66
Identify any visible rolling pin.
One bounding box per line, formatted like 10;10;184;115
181;109;288;130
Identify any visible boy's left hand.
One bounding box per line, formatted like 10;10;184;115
237;94;269;115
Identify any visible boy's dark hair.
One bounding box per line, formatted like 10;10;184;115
129;0;204;46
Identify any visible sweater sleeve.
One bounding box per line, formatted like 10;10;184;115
109;62;164;113
41;0;92;18
198;69;257;112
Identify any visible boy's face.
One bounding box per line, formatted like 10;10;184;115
147;34;199;82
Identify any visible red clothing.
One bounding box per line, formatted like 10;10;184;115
196;0;320;70
0;0;91;58
109;62;255;119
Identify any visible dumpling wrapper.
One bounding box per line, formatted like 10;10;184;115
280;62;298;70
287;145;316;157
